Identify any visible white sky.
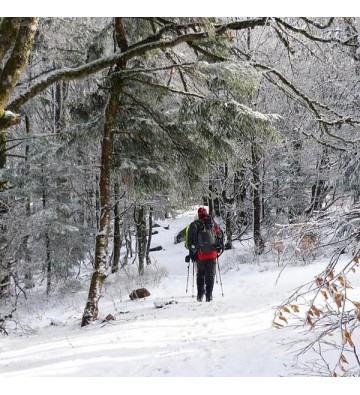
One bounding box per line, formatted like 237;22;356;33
2;2;359;17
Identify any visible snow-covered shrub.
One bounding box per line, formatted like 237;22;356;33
106;263;169;302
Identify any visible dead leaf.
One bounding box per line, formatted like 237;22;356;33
344;331;355;348
311;305;322;317
307;315;314;327
338;276;345;286
334;293;343;308
290;304;300;313
282;306;290;313
279;314;288;324
316;277;323;286
354;255;359;264
327;270;334;280
272;322;284;329
321;290;328;300
340;354;349;364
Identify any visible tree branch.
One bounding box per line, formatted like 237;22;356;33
275;18;355;46
0;18;20;64
130;76;205;98
8;18;268;113
0;18;39;117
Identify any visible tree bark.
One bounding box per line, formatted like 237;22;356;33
0;18;21;64
81;18;128;327
0;17;38;120
81;80;121;327
305;147;330;216
23;115;33;288
135;204;147;275
146;206;153;265
41;168;52;296
112;178;122;273
251;142;264;255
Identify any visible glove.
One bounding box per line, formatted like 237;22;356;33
189;247;197;260
185;255;190;263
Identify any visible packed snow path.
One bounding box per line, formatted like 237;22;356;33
0;209;338;377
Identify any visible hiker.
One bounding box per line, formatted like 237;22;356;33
186;207;224;302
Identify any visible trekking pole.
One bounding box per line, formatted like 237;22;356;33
186;262;190;293
217;257;224;297
192;259;195;298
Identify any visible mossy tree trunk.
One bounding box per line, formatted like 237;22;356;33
81;18;128;327
0;17;38;127
112;178;122;273
0;18;38;294
81;80;121;326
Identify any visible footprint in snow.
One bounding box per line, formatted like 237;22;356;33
155;368;170;375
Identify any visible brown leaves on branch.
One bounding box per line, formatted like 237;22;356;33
306;315;314;328
290;304;299;313
321;290;328;300
334;293;344;308
344;331;355;348
311;305;322;317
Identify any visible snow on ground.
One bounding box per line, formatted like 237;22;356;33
1;208;358;392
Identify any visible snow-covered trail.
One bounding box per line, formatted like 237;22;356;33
0;209;329;377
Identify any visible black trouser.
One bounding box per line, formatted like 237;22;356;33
196;259;216;298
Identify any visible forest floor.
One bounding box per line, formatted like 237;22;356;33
1;208;359;393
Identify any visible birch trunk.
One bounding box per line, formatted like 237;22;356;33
81;81;120;326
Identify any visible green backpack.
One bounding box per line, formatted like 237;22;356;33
184;225;190;250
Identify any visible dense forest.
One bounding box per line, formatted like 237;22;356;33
1;17;360;375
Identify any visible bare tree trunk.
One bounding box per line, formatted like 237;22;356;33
251;142;264;255
81;81;121;326
208;179;214;216
305;148;330;216
95;172;100;230
0;18;38;295
146;206;153;265
135;204;147;275
45;233;52;296
123;228;132;266
0;18;38;128
112;178;122;273
81;18;128;326
41;169;52;296
225;211;232;249
23;115;33;288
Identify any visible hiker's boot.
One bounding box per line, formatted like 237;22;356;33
206;293;213;302
197;276;205;302
197;293;204;302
